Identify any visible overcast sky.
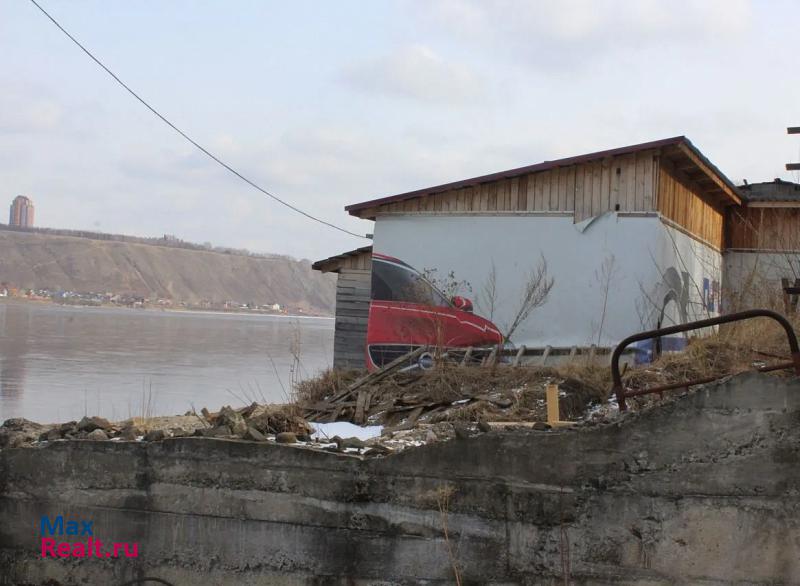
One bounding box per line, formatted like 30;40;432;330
3;0;799;261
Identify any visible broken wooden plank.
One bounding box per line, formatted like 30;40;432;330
303;400;355;412
460;346;473;367
513;345;526;367
391;406;424;430
331;346;427;403
484;346;498;367
388;401;443;413
354;391;368;424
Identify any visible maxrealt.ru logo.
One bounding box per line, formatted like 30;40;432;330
40;515;139;558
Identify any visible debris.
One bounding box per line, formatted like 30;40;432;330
299;365;605;430
0;418;44;449
77;416;111;432
86;429;109;441
245;405;310;436
200;425;231;438
453;423;471;440
144;429;167;442
119;427;139;441
337;347;427;400
335;436;366;450
39;428;62;442
243;427;266;442
310;421;383;442
276;431;297;444
216;406;247;436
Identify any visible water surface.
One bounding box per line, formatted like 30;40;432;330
0;302;334;423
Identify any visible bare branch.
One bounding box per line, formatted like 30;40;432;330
504;255;554;341
476;260;498;321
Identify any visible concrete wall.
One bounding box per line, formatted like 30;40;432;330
372;213;721;348
2;372;799;585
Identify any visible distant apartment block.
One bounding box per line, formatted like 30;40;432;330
9;195;35;227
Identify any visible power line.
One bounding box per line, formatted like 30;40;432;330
28;0;368;240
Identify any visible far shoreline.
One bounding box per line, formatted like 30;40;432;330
0;297;334;320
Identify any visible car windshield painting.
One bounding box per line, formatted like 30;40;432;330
371;257;449;307
365;254;503;369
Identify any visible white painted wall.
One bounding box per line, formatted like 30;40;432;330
724;251;800;308
373;213;721;348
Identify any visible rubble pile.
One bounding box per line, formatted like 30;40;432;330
0;403;460;457
297;365;607;430
0;405;313;449
1;387;619;458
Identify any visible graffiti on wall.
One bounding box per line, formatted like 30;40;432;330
635;267;720;363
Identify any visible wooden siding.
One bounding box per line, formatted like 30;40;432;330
333;267;370;369
362;150;659;222
727;207;800;251
336;251;372;271
657;163;724;250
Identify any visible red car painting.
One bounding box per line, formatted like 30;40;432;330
366;253;503;370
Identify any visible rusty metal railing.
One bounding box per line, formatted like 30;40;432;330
611;309;800;411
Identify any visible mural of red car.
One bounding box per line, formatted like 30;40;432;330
366;253;503;370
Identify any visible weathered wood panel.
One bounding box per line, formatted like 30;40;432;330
657;164;724;250
333;268;370;369
727;206;800;250
377;149;660;222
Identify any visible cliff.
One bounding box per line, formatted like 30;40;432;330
0;229;335;314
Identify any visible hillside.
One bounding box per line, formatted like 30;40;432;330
0;230;335;314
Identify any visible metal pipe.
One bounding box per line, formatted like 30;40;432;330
611;309;800;411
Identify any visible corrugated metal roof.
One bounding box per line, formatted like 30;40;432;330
346;136;741;216
739;179;800;202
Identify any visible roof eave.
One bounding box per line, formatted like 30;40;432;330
312;245;373;273
346;136;743;218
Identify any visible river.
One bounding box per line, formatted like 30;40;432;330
0;302;334;423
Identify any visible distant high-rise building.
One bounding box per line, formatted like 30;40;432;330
9;196;34;227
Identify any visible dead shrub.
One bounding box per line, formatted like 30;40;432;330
244;403;310;435
293;368;364;406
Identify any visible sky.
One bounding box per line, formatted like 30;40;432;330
2;0;800;261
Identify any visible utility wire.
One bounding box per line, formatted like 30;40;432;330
28;0;368;240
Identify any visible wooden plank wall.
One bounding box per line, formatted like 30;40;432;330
337;252;372;271
727;207;800;251
360;150;658;222
657;165;724;250
333;267;370;369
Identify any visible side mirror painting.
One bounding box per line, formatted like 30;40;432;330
452;296;473;313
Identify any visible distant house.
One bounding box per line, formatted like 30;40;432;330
316;137;799;368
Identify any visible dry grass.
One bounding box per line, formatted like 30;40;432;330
240;402;310;435
295;361;609;424
292;310;800;425
293;368;364;405
621;316;799;395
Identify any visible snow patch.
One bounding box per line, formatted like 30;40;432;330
310;422;383;441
